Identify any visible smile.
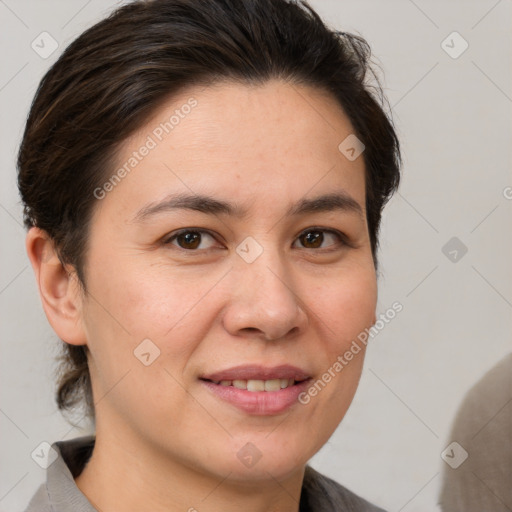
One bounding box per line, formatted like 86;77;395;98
204;378;298;391
200;378;312;415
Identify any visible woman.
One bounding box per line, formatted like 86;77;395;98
18;0;401;510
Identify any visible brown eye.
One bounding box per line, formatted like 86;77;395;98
165;230;218;250
294;229;345;250
176;231;201;249
299;230;324;248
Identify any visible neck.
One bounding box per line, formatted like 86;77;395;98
75;420;306;512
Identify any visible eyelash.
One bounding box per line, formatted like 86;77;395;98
162;227;350;253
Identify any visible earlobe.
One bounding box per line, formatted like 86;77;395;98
25;227;87;347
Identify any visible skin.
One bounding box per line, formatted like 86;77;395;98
26;79;377;512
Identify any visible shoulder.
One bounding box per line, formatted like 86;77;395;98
439;354;512;511
23;435;96;512
301;465;386;512
452;354;512;428
23;484;52;512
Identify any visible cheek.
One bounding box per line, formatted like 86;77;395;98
83;260;227;363
314;262;377;349
298;266;376;434
81;262;218;427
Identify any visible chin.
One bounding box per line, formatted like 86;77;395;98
221;457;307;484
207;436;314;483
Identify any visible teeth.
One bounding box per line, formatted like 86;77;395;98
233;379;246;389
247;379;265;392
264;379;282;391
212;378;298;392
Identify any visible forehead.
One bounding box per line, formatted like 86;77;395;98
97;79;366;222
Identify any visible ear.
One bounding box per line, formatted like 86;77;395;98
25;227;87;346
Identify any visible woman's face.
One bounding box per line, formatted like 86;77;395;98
80;80;377;481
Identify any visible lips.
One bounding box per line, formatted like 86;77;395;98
201;364;310;382
199;364;312;415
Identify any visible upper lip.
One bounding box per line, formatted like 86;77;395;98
201;364;310;382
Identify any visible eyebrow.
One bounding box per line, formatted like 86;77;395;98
131;190;364;223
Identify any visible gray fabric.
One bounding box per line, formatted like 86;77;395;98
439;354;512;511
24;436;386;511
24;436;97;512
300;465;386;511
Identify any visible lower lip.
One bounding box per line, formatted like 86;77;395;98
200;379;311;415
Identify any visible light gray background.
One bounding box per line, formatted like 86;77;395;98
1;1;511;510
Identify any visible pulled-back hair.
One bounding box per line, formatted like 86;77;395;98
17;0;401;422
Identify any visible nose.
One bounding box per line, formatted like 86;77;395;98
222;249;309;341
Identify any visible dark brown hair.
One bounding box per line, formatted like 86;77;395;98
17;0;401;423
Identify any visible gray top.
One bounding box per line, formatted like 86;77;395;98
439;354;512;511
24;436;386;512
